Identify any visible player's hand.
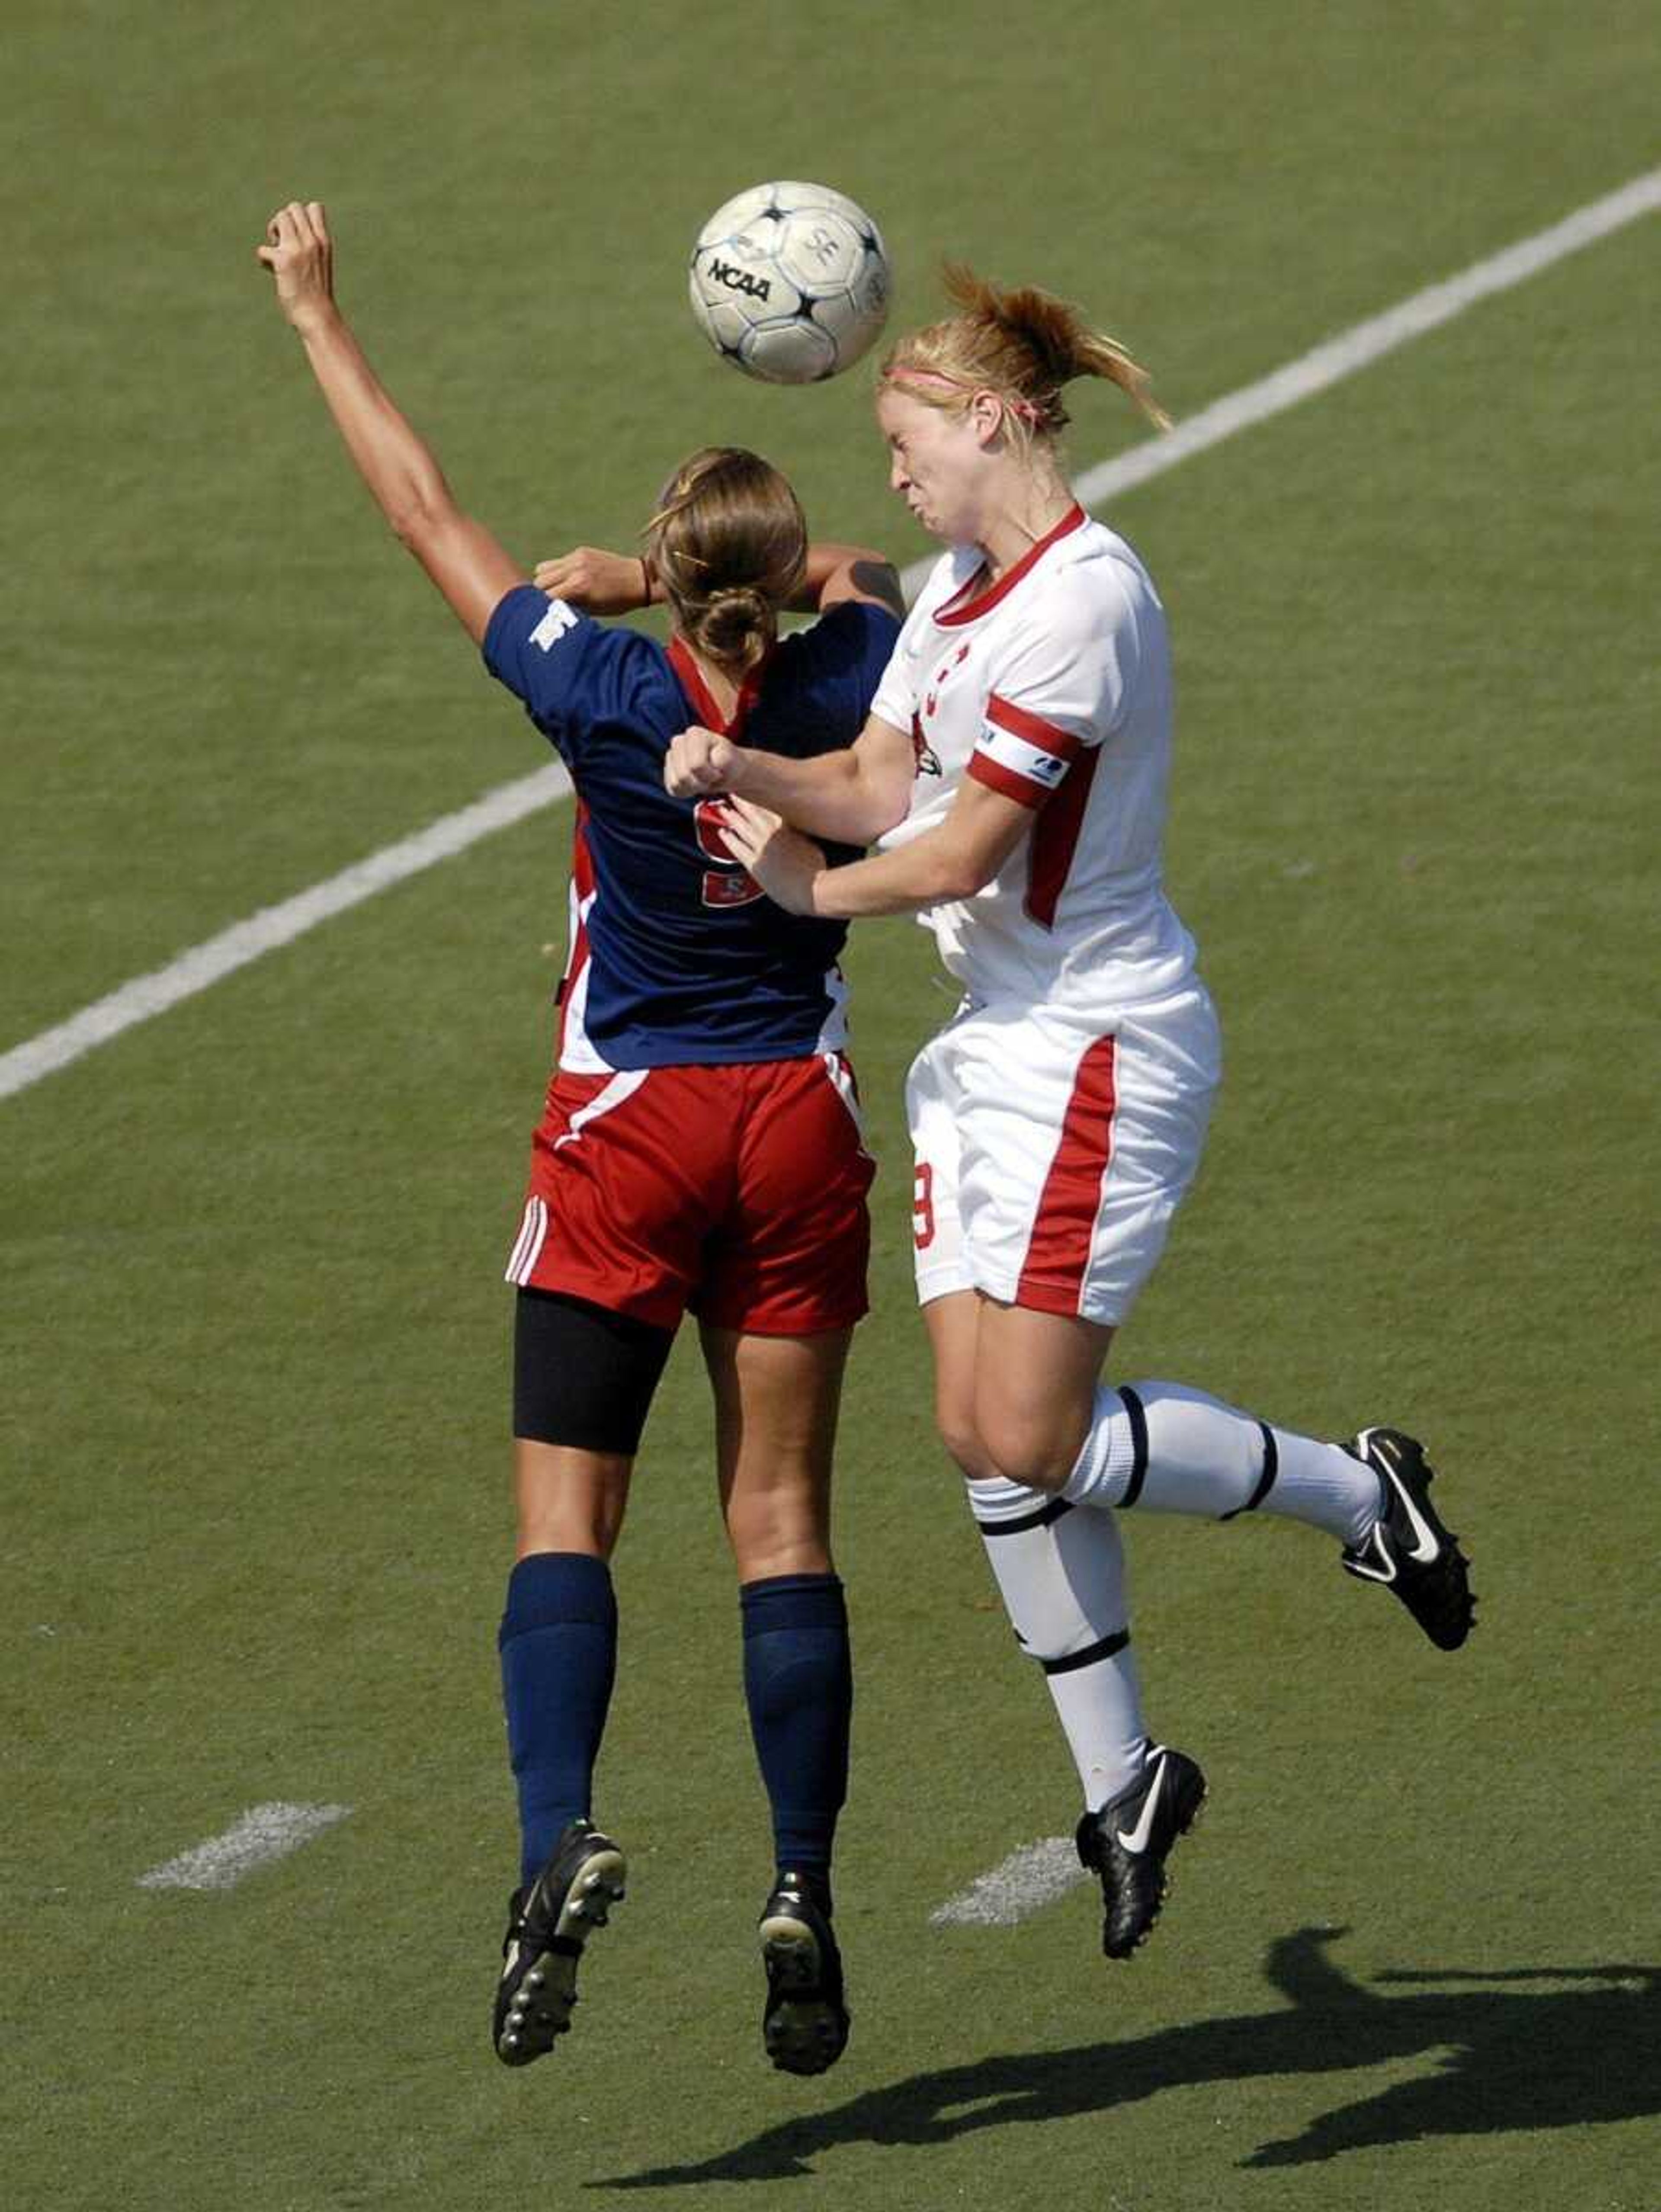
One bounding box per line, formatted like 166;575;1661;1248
717;798;825;915
257;202;338;335
533;548;651;616
665;726;742;798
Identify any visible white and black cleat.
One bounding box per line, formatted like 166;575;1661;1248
759;1873;849;2076
494;1818;627;2068
1075;1742;1207;1960
1340;1427;1475;1651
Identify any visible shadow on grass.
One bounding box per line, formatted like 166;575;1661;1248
590;1927;1659;2186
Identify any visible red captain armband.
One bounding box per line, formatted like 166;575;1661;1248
968;693;1083;809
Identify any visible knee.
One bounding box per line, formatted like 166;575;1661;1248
722;1449;832;1581
934;1387;1000;1483
514;1441;631;1561
516;1495;624;1561
725;1490;832;1583
973;1395;1088;1495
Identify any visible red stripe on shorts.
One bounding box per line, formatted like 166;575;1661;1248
1015;1035;1118;1314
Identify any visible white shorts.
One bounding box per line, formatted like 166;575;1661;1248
906;983;1222;1326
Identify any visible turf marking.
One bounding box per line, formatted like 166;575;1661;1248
3;165;1655;1107
930;1835;1087;1927
136;1801;353;1891
1071;166;1661;510
0;766;569;1102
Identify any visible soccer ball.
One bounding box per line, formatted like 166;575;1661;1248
688;181;891;385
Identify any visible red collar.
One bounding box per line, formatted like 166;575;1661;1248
668;635;773;737
933;503;1089;627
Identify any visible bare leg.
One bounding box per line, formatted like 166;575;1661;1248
513;1437;632;1561
701;1324;849;1580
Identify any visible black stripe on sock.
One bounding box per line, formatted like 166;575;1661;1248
1040;1627;1131;1676
976;1496;1074;1537
1220;1423;1280;1521
1118;1386;1150;1507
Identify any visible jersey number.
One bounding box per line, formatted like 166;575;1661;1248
694;799;764;910
913;1161;936;1250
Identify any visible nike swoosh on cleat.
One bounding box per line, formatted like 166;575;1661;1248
1115;1754;1167;1854
1385;1468;1441;1565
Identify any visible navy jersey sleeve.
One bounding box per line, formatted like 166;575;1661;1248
761;599;902;762
481;585;648;765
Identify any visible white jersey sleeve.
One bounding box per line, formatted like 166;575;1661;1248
966;564;1140;811
870;607;922;737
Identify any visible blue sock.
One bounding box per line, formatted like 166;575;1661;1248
498;1552;617;1888
740;1572;851;1910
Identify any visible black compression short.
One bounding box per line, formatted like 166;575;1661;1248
513;1287;676;1457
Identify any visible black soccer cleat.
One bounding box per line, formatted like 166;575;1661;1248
1340;1426;1475;1651
1075;1742;1207;1960
758;1873;849;2076
493;1818;627;2068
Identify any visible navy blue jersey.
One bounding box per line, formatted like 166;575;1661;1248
483;587;899;1069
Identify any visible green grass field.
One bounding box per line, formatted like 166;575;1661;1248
5;6;1658;2208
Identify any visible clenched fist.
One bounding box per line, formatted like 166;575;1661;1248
665;725;742;798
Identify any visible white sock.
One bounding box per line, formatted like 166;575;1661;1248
966;1475;1148;1809
1261;1429;1385;1547
1061;1382;1383;1548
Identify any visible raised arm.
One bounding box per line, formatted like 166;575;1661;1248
257;201;522;644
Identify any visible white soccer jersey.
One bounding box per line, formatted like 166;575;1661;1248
872;504;1198;1015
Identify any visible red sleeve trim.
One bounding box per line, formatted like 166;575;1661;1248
986;692;1082;760
968;751;1048;810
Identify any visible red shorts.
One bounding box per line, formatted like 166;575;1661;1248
503;1053;875;1334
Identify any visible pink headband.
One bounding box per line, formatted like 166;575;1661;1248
883;366;1045;424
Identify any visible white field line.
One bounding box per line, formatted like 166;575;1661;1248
4;166;1655;1109
1073;166;1661;509
137;1800;352;1891
930;1835;1087;1927
0;766;569;1101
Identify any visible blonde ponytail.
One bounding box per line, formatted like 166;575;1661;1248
880;265;1170;439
